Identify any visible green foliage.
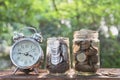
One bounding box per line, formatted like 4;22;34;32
0;0;120;68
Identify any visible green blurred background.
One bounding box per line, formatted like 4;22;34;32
0;0;120;70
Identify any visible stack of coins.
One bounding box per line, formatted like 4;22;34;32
46;37;70;74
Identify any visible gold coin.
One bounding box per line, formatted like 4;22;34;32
73;45;80;53
77;52;86;62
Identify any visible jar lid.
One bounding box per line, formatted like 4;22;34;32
73;29;98;41
47;37;69;45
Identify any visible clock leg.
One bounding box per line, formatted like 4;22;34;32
13;67;19;75
34;68;39;74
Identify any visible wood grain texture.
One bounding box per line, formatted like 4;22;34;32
0;68;120;80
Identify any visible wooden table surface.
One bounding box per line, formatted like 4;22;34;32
0;68;120;80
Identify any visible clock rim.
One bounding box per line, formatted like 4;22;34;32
10;38;43;69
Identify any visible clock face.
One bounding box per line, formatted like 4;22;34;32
10;38;42;68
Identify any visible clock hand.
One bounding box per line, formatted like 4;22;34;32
18;52;24;54
29;54;34;60
18;52;33;60
24;52;34;60
24;52;29;56
18;52;21;54
17;47;35;55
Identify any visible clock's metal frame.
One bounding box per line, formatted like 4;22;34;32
10;38;44;74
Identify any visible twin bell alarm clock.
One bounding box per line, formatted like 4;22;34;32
10;27;44;74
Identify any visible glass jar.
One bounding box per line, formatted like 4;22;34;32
73;29;100;75
46;37;70;75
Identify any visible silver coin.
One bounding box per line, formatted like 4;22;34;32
77;52;86;62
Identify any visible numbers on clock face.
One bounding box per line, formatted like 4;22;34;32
12;40;41;67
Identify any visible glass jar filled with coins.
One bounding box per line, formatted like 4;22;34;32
73;29;100;75
46;37;70;75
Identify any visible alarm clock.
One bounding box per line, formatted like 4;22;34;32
10;27;44;74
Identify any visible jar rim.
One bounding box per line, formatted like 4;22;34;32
73;29;99;40
47;37;69;40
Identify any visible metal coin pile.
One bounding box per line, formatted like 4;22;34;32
47;39;69;74
74;40;99;72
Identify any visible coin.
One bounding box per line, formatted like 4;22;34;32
76;52;86;62
80;40;91;50
73;44;80;53
85;47;98;56
90;55;98;64
61;43;68;61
